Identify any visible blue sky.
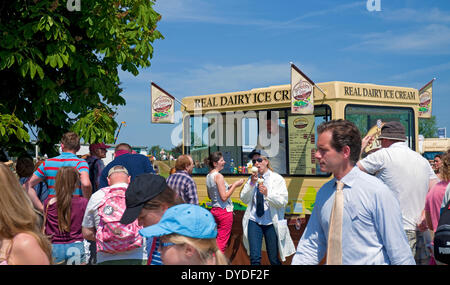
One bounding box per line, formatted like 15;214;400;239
114;0;450;150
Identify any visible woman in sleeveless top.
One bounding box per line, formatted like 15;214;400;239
0;163;51;265
205;152;244;253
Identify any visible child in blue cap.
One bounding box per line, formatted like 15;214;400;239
139;204;228;265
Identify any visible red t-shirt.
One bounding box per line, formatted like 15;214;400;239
44;196;88;244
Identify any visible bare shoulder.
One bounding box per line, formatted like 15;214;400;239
10;233;49;265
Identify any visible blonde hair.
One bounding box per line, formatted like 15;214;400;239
0;163;52;263
54;167;79;233
165;234;229;265
259;156;273;172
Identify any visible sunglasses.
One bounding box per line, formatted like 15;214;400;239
160;242;177;249
252;158;263;164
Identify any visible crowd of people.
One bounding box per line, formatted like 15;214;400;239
1;120;450;265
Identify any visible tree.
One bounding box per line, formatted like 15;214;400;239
0;0;163;157
419;115;438;138
149;145;162;159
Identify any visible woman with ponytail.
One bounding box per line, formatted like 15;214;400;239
139;203;229;265
44;167;88;264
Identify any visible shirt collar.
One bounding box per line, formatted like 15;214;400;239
61;152;77;157
334;166;360;188
110;182;129;188
262;170;271;179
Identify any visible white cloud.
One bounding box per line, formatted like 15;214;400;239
154;0;362;30
344;24;450;54
380;7;450;24
390;61;450;81
120;61;322;101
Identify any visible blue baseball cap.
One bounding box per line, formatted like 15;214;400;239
139;204;217;239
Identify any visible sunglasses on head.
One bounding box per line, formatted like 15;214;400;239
252;158;263;164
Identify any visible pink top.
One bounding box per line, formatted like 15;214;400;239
425;181;449;231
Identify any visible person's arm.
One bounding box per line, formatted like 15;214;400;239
79;171;92;199
356;161;368;173
23;174;44;212
187;179;199;205
425;210;434;232
215;174;244;202
264;174;288;209
82;227;96;241
143;155;155;173
360;135;374;158
374;187;415;265
291;199;327;265
8;233;50;265
240;176;255;205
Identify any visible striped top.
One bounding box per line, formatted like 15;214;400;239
34;152;89;197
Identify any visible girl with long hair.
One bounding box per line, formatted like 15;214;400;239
0;163;51;265
44;167;88;265
205;152;244;253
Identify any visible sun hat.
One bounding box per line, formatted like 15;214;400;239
139;204;217;239
107;165;129;177
377;121;407;141
120;173;168;225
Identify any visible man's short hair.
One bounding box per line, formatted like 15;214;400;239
115;143;132;152
175;155;192;171
60;132;81;152
317;119;362;165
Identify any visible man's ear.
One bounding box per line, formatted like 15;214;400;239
342;145;351;160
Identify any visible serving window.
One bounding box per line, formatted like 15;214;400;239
185;105;331;176
345;105;415;153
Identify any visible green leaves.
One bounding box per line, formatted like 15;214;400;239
0;113;30;143
72;107;118;144
0;0;163;156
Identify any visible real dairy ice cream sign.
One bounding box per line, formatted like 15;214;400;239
291;64;314;115
418;79;434;119
151;83;175;124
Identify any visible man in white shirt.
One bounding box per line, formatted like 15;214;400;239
82;165;146;265
357;121;438;265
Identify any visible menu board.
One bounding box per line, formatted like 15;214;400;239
288;114;316;175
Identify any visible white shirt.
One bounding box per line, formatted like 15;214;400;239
82;183;146;263
359;142;437;230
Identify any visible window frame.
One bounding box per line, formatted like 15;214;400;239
186;105;332;177
344;104;416;151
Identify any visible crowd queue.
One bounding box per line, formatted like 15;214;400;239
1;119;449;265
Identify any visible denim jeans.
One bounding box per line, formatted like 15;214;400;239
247;220;281;265
52;242;86;265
